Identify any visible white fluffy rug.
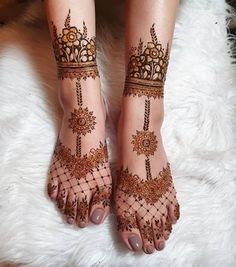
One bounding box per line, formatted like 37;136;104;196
0;0;236;266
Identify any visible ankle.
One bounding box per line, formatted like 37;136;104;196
58;78;103;111
120;98;164;129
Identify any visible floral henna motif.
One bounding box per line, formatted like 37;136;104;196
78;196;89;221
140;220;154;243
54;140;108;180
117;164;172;205
66;199;77;220
92;186;112;208
124;24;169;99
164;217;172;234
57;189;66;210
155;219;164;239
117;212;138;232
47;182;57;196
51;9;99;80
131;130;158;157
68;107;96;136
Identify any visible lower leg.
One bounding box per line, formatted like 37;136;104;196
115;0;180;254
44;0;112;227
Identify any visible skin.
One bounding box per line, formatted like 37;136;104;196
44;0;112;227
44;0;180;255
115;0;180;254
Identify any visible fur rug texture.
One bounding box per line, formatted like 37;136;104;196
0;0;236;266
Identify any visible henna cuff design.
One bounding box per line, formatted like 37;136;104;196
124;24;169;99
51;10;99;80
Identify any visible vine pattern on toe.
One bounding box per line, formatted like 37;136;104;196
51;9;99;80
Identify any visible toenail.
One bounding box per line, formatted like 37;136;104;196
79;221;86;228
128;235;142;251
90;208;104;224
158;241;165;250
67;218;74;224
146;245;154;254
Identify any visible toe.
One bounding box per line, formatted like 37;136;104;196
138;219;155;254
89;186;111;225
117;212;142;252
65;192;77;224
76;194;90;228
168;203;180;224
163;217;172;240
47;178;59;200
56;188;68;213
153;219;166;251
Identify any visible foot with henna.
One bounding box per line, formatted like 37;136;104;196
115;0;180;254
44;0;112;228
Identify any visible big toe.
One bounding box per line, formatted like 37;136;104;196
117;213;142;252
89;187;111;225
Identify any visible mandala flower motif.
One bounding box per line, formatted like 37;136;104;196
62;27;81;47
68;107;96;136
131;130;158;157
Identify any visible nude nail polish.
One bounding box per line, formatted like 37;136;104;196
90;208;104;224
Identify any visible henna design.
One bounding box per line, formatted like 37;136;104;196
117;164;172;205
51;9;99;80
57;189;66;210
76;80;83;107
155;219;164;240
174;203;180;220
140;220;154;243
78;196;89;221
54;140;108;180
92;186;112;208
76;135;81;157
131;130;158;157
164;217;172;234
145;158;152;180
66;199;77;220
117;212;138;232
68;107;96;136
124;24;169;99
143;100;150;131
47;182;57;196
116;24;179;246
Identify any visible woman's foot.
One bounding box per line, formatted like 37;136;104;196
48;78;112;227
115;98;179;253
115;24;180;254
46;9;112;228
